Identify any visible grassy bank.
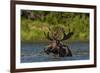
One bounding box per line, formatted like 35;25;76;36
21;10;89;42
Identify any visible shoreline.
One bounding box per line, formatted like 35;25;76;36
21;40;89;44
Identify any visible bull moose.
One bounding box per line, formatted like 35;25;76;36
44;27;73;57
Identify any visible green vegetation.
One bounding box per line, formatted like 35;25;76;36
21;10;89;42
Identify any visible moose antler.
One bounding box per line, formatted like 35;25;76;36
44;32;53;41
44;27;58;41
44;27;73;41
59;28;74;41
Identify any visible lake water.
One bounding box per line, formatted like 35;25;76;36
21;41;89;63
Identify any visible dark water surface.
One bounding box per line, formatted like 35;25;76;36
21;41;89;63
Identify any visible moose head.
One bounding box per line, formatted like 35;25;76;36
44;27;73;57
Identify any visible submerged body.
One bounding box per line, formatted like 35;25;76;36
44;40;72;57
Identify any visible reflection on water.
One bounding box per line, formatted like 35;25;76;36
21;41;89;63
